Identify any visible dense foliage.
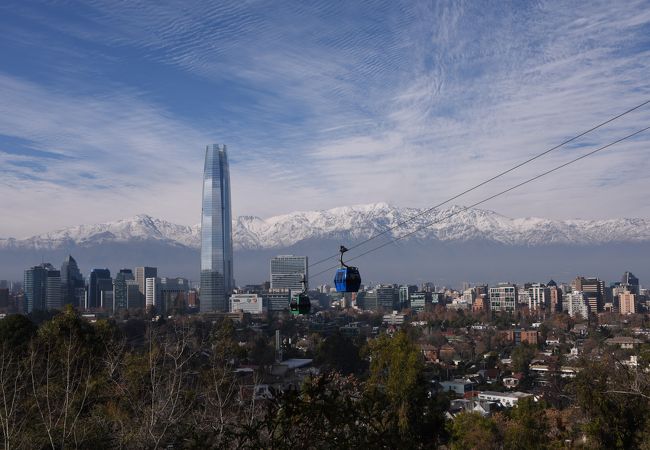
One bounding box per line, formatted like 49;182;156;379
3;309;650;449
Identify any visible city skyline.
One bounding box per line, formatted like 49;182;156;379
1;1;650;237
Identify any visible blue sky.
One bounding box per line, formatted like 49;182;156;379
1;0;650;237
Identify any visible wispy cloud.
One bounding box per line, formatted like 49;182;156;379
0;0;649;237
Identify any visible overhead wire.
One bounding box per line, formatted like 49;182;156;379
309;124;650;280
307;99;650;270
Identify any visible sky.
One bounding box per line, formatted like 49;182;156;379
1;0;650;238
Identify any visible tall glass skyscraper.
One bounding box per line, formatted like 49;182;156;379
200;144;234;312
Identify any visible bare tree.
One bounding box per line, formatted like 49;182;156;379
0;345;29;449
28;329;94;449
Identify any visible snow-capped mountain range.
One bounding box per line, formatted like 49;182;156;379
2;203;650;250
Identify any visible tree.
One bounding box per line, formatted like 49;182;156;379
511;343;537;373
314;332;364;375
28;306;107;448
449;412;501;450
0;315;36;353
572;357;650;449
502;398;548;450
365;330;447;446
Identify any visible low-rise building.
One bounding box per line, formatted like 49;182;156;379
478;391;533;407
440;379;475;395
502;329;539;346
230;293;264;314
382;311;406;325
605;336;642;349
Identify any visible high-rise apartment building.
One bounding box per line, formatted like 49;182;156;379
528;283;550;311
547;280;563;312
619;291;636;315
200;144;234;312
135;267;157;297
489;283;517;312
145;277;159;311
565;290;589;318
270;255;308;291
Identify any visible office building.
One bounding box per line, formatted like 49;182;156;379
45;268;62;310
200;144;234;312
24;263;61;313
399;285;417;309
410;292;429;312
88;269;112;310
160;278;190;314
489;284;517;312
135;267;157;297
230;293;264;314
358;290;378;311
113;269;135;313
61;255;84;307
270;255;308;291
266;289;290;312
24;265;47;313
0;289;8;309
377;285;398;311
573;277;605;313
126;280;142;309
145;277;190;314
621;271;640;296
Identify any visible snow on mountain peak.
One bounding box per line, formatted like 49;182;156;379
2;204;650;251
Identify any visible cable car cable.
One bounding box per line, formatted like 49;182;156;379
310;124;650;279
308;99;650;270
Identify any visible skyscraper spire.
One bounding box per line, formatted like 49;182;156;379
200;144;234;312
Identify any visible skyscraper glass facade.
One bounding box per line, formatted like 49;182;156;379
61;254;84;307
88;268;111;310
200;144;234;312
24;265;47;313
113;269;134;312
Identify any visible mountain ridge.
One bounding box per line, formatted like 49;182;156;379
2;203;650;251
